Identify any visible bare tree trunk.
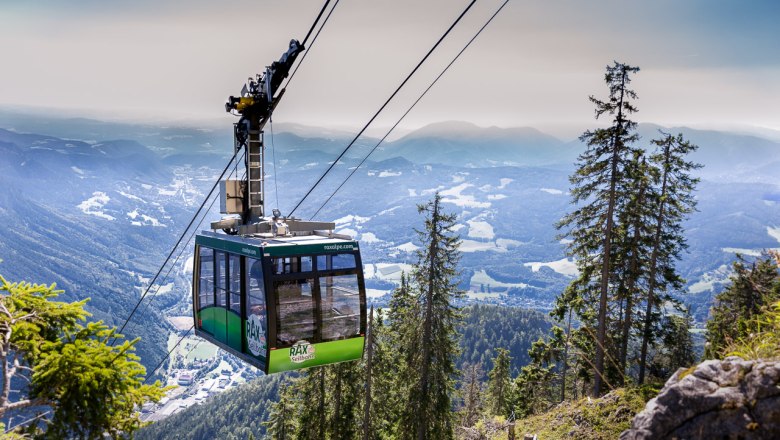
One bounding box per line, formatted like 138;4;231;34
594;68;628;397
639;146;671;384
363;305;374;440
561;308;572;402
318;368;325;437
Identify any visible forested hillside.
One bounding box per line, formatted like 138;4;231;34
137;304;552;439
458;304;551;376
136;375;288;440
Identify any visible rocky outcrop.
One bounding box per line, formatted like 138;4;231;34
621;357;780;439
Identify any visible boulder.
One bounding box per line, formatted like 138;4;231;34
621;357;780;439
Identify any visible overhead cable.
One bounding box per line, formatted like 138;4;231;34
311;0;511;218
287;0;479;218
111;152;238;346
286;0;341;89
145;326;194;382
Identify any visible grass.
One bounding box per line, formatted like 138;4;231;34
725;301;780;361
512;388;652;440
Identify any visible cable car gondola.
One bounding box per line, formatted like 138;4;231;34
193;231;366;374
191;39;367;374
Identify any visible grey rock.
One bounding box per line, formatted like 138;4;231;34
621;358;780;440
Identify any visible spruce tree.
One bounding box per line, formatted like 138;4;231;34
614;152;654;382
388;273;421;439
264;381;297;440
327;361;361;438
293;368;327;440
557;61;641;396
362;305;375;440
409;193;463;440
637;132;700;383
459;363;484;428
649;310;695;379
486;348;511;417
364;309;398;440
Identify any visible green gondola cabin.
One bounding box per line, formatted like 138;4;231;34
192;231;367;374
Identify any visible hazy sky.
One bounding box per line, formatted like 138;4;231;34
1;0;778;135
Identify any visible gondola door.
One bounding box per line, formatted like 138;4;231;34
244;257;269;368
226;253;243;353
214;251;229;345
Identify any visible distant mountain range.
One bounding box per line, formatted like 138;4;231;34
1;112;779;344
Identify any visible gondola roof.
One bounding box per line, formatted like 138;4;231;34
196;231;359;258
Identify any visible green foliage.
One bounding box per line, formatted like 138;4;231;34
705;253;780;357
457;304;551;376
485;348;511;417
458;362;484;428
263;380;296;439
511;327;567;417
0;274;164;439
406;193;463;440
136;374;288;440
556;62;701;394
646;311;696;381
513;388;652;440
725;300;780;360
556;61;643;396
364;309;402;440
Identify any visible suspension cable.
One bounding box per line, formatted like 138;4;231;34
270;119;281;210
301;0;331;47
145;326;194;382
126;168;229;338
311;0;510;219
287;0;478;218
286;0;341;89
111;152;238;346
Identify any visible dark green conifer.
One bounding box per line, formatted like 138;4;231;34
705;254;780;357
407;193;463;440
486;348;511;417
637;132;700;383
557;61;641;396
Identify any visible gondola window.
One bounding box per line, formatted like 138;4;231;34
229;253;241;315
320;274;361;341
275;278;316;346
215;251;227;308
198;247;214;310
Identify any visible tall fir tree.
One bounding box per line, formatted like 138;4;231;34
388;273;421;440
648;310;696;380
637;132;700;383
327;361;362;438
557;61;641;396
263;381;297;440
363;309;399;440
486;348;511;417
293;367;327;440
408;193;463;440
613;151;654;383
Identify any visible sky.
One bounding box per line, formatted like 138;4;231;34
1;0;778;137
